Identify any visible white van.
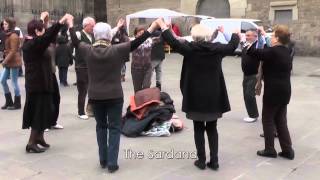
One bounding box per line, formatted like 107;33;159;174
200;18;261;33
200;18;262;43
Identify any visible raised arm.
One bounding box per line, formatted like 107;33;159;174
31;12;71;52
214;32;240;56
130;21;157;51
67;15;82;49
156;18;191;56
69;27;80;48
246;43;272;61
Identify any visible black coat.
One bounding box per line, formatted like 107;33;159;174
22;23;62;93
162;29;240;114
247;45;292;105
151;30;165;61
55;35;73;67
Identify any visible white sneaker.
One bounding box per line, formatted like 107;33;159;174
44;129;50;132
78;114;89;120
243;117;258;123
52;124;64;129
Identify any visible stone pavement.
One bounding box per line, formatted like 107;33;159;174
0;54;320;180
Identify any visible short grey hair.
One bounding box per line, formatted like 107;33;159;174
93;22;112;41
191;24;213;42
82;17;95;28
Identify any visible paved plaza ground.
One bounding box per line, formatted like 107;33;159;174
0;54;320;180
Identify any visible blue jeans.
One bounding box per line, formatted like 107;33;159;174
92;99;123;167
0;67;20;96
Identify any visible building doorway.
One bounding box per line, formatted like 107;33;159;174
196;0;230;18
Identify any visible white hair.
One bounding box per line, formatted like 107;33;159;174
82;17;95;28
191;24;213;42
93;22;112;41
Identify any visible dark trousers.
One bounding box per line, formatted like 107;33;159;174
58;67;68;85
243;75;259;118
131;66;152;93
19;66;23;76
262;104;292;152
92;100;123;167
52;74;60;126
76;68;89;115
193;120;218;163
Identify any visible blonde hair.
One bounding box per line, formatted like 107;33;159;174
191;24;213;42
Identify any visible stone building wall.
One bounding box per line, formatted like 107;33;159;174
181;0;320;56
1;0;91;32
2;0;319;56
107;0;180;33
246;0;320;56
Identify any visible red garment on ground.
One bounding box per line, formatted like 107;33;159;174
130;87;161;120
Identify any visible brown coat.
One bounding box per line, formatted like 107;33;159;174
3;32;22;68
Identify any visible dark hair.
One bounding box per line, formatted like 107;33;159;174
111;26;129;44
273;25;290;45
4;17;16;32
134;26;145;36
27;19;45;37
0;21;3;31
60;24;68;36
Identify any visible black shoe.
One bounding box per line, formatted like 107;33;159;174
108;165;119;173
194;160;206;170
207;161;219;170
36;140;50;148
278;149;295;160
257;149;277;158
1;93;13;109
7;96;21;110
100;160;107;169
26;144;45;153
260;133;278;138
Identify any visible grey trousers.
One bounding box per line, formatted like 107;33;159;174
131;66;152;93
243;75;259;118
151;59;163;85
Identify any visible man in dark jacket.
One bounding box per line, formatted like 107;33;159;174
151;29;165;90
74;17;95;119
240;29;261;123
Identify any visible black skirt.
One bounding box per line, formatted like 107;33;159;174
22;92;55;131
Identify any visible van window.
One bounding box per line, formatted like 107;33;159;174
241;22;257;33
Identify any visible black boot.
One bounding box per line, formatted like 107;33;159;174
8;96;21;110
1;93;13;109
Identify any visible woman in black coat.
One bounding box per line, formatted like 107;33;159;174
246;25;294;160
156;19;240;170
22;12;72;153
55;26;73;86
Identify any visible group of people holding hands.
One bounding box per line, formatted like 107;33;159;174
19;11;294;174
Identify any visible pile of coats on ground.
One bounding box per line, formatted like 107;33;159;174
121;87;184;137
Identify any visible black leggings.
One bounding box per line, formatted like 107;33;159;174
193;120;218;163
